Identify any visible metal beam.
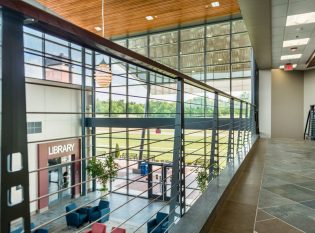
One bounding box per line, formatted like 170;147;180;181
85;117;247;130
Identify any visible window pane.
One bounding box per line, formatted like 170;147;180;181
180;53;204;68
231;47;251;63
206;35;230;51
150;44;177;58
232;62;251;78
206;50;230;65
207;22;230;37
150;32;178;46
181;27;204;41
232;32;250;48
180;39;204;54
206;65;230;80
232;20;247;33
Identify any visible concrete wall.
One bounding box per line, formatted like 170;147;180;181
258;70;272;138
304;69;315;126
270;70;304;139
25;78;81;212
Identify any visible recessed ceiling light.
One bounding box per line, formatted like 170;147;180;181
279;64;297;69
145;16;154;21
283;38;310;47
94;26;102;31
218;58;223;61
211;1;220;7
281;54;302;60
290;47;298;52
286;12;315;26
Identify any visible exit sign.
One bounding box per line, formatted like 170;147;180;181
284;63;293;71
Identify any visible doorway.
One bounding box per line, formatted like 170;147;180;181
48;157;74;205
148;162;172;201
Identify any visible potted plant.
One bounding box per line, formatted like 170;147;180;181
87;143;120;196
197;160;219;193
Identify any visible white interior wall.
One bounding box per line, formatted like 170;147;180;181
258;70;272;138
25;79;81;213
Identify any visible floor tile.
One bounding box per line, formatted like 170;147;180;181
256;209;275;222
265;184;315;202
262;203;315;233
255;218;304;233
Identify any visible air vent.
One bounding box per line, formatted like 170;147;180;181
306;50;315;68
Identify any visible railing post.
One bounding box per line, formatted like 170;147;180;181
0;8;31;233
170;78;185;223
237;101;243;154
227;98;234;163
243;102;249;152
210;92;219;179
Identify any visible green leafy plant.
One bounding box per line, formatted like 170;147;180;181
87;143;120;192
197;161;219;193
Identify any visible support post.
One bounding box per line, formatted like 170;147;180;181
237;101;243;154
169;79;185;223
91;51;96;191
210;92;219;179
243;103;248;151
227;98;234;163
0;8;31;232
138;71;150;166
81;48;87;195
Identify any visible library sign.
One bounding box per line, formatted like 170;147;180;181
39;139;79;159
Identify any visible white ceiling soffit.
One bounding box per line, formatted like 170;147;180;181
238;0;272;69
272;0;315;70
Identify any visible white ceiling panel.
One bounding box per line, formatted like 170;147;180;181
272;0;315;70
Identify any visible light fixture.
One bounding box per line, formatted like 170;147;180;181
280;54;302;60
146;16;154;21
211;1;220;7
95;59;112;88
283;38;310;47
286;12;315;26
94;26;102;32
279;64;297;69
218;58;223;61
290;47;298;52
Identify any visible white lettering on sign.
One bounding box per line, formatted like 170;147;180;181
48;144;75;156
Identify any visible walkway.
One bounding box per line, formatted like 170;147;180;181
202;138;315;233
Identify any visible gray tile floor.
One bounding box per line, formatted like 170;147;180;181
256;139;315;233
31;191;169;233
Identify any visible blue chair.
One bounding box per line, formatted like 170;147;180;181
88;200;110;223
65;203;88;228
11;222;48;233
147;212;169;233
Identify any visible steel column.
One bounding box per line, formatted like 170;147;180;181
0;8;31;232
169;79;185;223
138;71;150;165
227;98;234;163
210;92;219;179
91;51;97;191
81;48;87;195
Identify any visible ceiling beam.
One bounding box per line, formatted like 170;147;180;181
238;0;272;69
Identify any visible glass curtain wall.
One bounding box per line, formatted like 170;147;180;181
114;19;252;102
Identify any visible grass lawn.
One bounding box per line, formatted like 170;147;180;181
95;129;246;166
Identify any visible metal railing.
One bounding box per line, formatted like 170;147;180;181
0;1;258;233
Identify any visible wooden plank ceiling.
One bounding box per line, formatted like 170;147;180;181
36;0;240;38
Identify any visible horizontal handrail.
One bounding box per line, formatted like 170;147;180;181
1;0;254;106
